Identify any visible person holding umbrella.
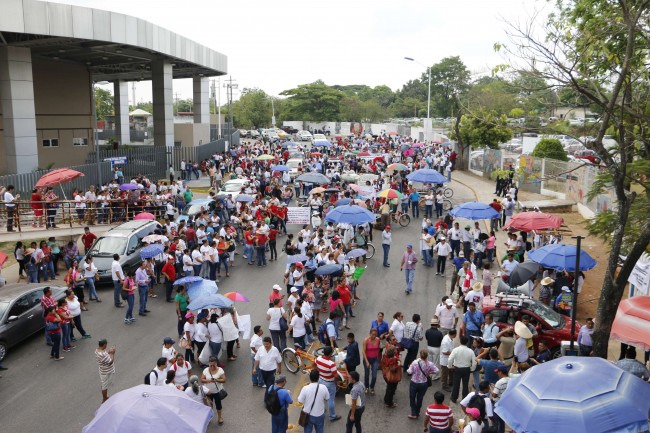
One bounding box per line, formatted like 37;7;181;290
400;244;418;295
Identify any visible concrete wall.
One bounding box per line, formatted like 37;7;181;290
0;56;93;173
174;123;210;147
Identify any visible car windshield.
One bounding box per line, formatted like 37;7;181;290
527;300;564;329
221;183;243;192
181;203;207;216
89;237;127;256
0;301;8;319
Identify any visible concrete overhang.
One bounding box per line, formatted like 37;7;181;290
0;0;227;81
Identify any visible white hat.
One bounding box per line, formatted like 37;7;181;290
445;299;454;306
272;284;281;291
541;277;555;286
439;236;446;240
472;281;484;291
514;321;533;339
290;287;298;293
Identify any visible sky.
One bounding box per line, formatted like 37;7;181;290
51;0;550;104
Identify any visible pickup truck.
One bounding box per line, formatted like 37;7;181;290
281;126;298;134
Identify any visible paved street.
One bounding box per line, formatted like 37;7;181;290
0;179;476;433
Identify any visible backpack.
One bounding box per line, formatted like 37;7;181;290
318;321;330;345
264;386;282;415
144;369;158;385
467;393;487;420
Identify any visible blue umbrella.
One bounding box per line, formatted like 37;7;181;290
139;244;165;260
336;198;353;206
313;140;332;147
236;194;254;203
287;254;308;265
271;165;290;172
440;141;451;146
119;183;138;191
315;264;344;276
449;202;500;220
325;205;377;225
187;293;233;310
495;357;650;433
186;279;219;300
345;248;367;259
282;141;299;148
173;276;204;286
82;384;213;433
406;169;448;184
528;243;597;272
296;172;330;184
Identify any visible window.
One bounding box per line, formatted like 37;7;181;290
73;138;88;146
490;308;509;324
42;138;59;147
8;295;31;318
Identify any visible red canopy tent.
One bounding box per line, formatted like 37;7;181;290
503;212;564;232
610;296;650;351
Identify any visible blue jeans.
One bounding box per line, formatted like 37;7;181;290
193;264;202;277
61;322;71;348
364;357;379;389
244;244;254;263
50;332;61;358
425;204;433;218
126;293;135;319
138;285;148;314
209;340;222;361
86;278;99;300
409;381;428;416
382;244;390;266
435;202;443;218
113;280;122;306
404;269;415;292
450;239;460;258
272;408;289;433
319;379;337;419
45;260;56;279
251;352;263;385
256;246;266;266
217;256;229;275
29;270;39;283
304;414;325;433
209;262;217;280
411;201;420;218
422;249;432;266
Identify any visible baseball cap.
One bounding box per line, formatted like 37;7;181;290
290;287;298;293
445;299;454;306
296;262;304;268
385;225;391;229
185;312;195;319
466;408;481;418
495;365;509;374
163;337;175;345
272;284;281;291
406;244;413;248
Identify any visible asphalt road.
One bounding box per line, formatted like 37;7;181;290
0;179;476;433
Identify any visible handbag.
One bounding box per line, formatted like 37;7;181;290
417;361;433;387
278;311;289;332
179;337;192;350
298;384;319;427
45;321;60;332
217;388;228;400
400;337;415;350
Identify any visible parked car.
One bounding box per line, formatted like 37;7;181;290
238;129;249;138
297;130;313;141
574;149;600;164
0;284;68;361
250;130;261;139
312;133;327;142
219;178;250;200
85;220;159;284
176;198;216;224
482;293;580;359
281;126;298;134
286;158;304;179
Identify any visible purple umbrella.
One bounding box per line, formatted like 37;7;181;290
119;183;138;191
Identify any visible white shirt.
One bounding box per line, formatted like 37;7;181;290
254;345;282;371
182;254;194;272
208;322;223;343
162;345;177;362
434;242;452;256
111;260;124;282
440;334;455;366
460;391;493;417
185;385;211;403
194;322;209;343
183;321;196;341
501;259;518;276
464;290;485;310
290;314;307;337
149;367;167;386
436;306;458;329
171;360;192;385
267;307;284;331
202;367;225;393
390;319;405;342
448;345;477;369
84;262;98;278
297;383;330;417
250;333;263;355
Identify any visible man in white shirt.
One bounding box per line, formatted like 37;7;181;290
460;380;494;422
460;225;473;259
182;249;194;276
447;222;461;259
111;254;125;307
148;357;168;386
253;337;282;388
501;253;519;281
448;335;477;403
381;225;392;267
436;298;459;334
433;237;452;276
3;185;19;232
297;369;330;430
439;328;457;392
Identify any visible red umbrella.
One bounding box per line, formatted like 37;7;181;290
311;152;323;157
611;296;650;351
388;131;398;135
34;168;84;188
357;151;371;157
373;156;384;163
503;212;564;232
134;212;156;220
0;251;8;267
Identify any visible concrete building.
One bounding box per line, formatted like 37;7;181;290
0;0;227;175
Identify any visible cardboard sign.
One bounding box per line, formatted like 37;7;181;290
287;207;310;225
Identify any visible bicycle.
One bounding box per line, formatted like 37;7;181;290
282;342;350;390
418;197;453;213
389;210;411;227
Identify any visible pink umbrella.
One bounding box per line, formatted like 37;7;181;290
411;143;423;148
134;212;156;220
610;296;650;351
224;292;250;302
403;149;415;156
348;184;362;192
34;168;84;188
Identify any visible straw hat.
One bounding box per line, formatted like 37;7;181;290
24;248;35;255
514;321;533;339
541;276;555;286
472;281;484;292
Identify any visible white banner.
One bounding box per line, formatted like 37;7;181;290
217;314;240;342
628;253;650;296
238;314;252;340
287;207;311;225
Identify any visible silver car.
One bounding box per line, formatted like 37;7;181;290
0;284;67;361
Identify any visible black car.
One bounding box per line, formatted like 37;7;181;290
85;220;159;284
281;126;298;134
0;284;67;361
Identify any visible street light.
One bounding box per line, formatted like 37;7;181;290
404;57;431;119
91;80;109;186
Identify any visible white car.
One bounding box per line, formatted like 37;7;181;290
286;158;304;179
267;131;280;141
219;178;250;200
297;130;312;141
312;133;327;142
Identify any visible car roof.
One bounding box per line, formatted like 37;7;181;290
187;198;214;205
0;283;66;302
104;220;157;238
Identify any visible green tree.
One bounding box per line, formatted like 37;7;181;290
280;80;345;121
129;101;153;114
532;138;568;161
467;76;518;117
94;87;114;120
390;97;426;118
232;88;271;128
372;85;396;107
501;0;650;358
452;111;513;150
429;56;471;117
174;98;193;114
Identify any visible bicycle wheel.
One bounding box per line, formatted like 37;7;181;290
443;199;453;211
366;243;375;259
399;213;410;227
282;348;300;373
444;188;454;198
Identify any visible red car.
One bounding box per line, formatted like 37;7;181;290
573;149;600;164
482;294;580;359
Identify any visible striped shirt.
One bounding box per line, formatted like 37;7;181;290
426;403;453;428
95;349;115;375
315;356;337;381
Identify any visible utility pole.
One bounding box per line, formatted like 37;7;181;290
223;76;238;137
217;77;222;138
570;235;585;353
131;81;136;107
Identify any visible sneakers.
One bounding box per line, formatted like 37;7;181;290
63;347;71;352
82;334;92;339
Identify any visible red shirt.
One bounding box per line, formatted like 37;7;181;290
256;233;267;245
244;232;255;245
269;291;283;308
426;403;453;428
41;295;57;312
315;355;337;381
268;229;278;241
435;222;448;231
338;286;351;306
490;201;502;212
82;232;97;250
185;228;197;243
161;262;176;282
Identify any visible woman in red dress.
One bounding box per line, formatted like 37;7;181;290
31;188;44;227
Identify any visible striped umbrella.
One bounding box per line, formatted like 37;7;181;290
387;163;409;172
377;189;403;199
